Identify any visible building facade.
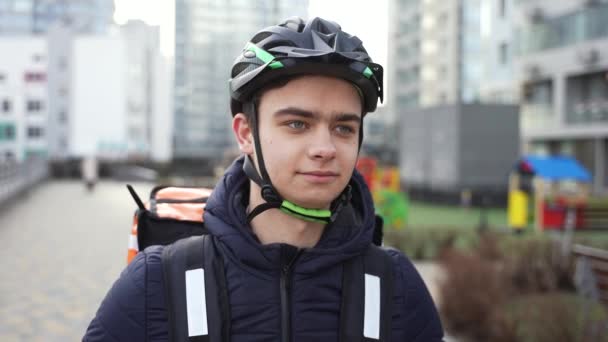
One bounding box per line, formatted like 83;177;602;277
389;0;517;111
0;37;48;162
389;0;520;197
388;0;467;115
66;25;170;163
71;34;127;159
1;5;170;163
2;0;117;161
400;103;519;197
0;0;114;34
479;0;516;103
173;0;309;160
46;21;170;163
1;0;117;161
121;20;172;162
515;0;608;193
46;24;73;160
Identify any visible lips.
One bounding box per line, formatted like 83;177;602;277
302;171;339;176
298;171;339;184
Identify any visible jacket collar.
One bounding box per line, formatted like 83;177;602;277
203;155;376;274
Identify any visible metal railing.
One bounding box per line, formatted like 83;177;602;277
0;158;49;207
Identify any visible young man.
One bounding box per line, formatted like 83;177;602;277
84;17;444;341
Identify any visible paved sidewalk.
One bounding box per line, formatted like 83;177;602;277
0;180;152;341
414;261;444;305
414;261;461;342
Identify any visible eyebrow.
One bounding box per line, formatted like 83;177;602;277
274;107;361;123
274;107;315;119
335;113;362;123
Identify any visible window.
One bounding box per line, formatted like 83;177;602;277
499;0;506;18
4;151;14;161
422;14;436;30
27;126;44;138
26;100;43;112
412;39;421;55
397;92;419;108
25;149;46;159
422;66;438;81
14;0;33;12
521;80;554;129
57;57;68;70
24;72;46;82
499;42;509;65
32;54;45;63
0;124;16;141
566;71;608;123
58;110;67;123
6;125;14;139
422;40;438;55
2;99;10;113
0;73;5;82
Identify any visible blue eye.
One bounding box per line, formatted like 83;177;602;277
287;121;306;129
336;125;355;135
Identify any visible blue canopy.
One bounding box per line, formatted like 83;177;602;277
518;155;591;182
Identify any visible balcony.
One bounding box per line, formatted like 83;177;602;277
567;100;608;124
517;3;608;55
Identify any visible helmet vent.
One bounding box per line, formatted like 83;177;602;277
251;31;272;44
263;40;296;51
314;20;334;35
353;46;367;53
232;62;252;77
280;17;305;32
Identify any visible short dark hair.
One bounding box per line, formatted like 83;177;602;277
245;76;297;123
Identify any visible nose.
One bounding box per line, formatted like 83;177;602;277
307;129;336;161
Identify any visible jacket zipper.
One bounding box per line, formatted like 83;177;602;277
280;248;302;342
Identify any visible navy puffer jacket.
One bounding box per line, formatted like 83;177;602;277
83;156;444;341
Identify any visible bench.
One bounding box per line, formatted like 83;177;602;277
573;244;608;340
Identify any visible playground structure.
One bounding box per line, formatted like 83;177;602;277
508;155;592;232
356;157;408;229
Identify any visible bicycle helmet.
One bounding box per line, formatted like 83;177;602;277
229;17;384;224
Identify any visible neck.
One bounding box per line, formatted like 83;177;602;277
248;182;326;248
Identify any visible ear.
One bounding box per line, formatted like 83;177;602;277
232;113;254;155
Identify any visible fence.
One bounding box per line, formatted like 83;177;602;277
0;158;49;207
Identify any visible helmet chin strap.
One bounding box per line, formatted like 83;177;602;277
242;100;350;224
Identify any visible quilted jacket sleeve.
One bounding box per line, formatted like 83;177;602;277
82;246;167;342
387;249;444;342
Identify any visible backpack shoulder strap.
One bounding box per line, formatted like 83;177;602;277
339;244;394;342
161;235;231;342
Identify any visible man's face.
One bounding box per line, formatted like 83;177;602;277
246;75;363;209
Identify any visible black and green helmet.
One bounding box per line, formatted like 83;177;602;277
229;16;384;115
229;17;383;224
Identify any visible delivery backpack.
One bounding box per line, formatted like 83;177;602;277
126;184;394;342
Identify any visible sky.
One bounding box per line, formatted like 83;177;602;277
113;0;388;68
